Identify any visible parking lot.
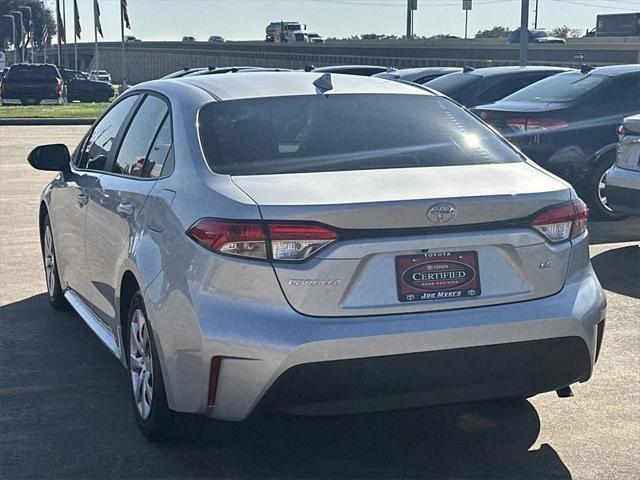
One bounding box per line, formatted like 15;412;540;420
0;126;638;479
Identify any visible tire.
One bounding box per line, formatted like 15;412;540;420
126;292;200;441
584;160;628;220
41;214;69;310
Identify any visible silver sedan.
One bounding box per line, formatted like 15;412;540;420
28;72;606;441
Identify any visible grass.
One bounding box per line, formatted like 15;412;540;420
0;102;110;119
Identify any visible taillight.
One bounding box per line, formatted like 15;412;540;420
187;220;339;261
530;200;588;243
268;224;338;261
187;220;268;260
55;80;63;95
616;125;626;142
0;81;5;96
506;118;568;133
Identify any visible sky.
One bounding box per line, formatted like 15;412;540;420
52;0;639;42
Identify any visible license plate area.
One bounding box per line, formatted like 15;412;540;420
395;251;481;303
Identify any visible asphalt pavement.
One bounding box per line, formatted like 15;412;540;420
1;126;638;479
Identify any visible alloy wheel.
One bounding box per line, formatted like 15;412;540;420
129;309;154;420
598;167;613;212
43;225;57;297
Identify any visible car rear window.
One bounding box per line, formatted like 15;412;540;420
423;73;482;96
502;72;610;103
7;65;59;80
198;94;522;176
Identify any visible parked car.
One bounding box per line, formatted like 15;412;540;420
28;72;605;441
124;35;141;43
208;36;225;43
472;65;640;218
90;70;112;83
508;28;567;44
60;68;114;102
424;66;572;108
305;33;324;43
310;65;390;76
161;67;208;79
0;63;66;106
374;67;463;84
606;114;640;216
182;36;196;43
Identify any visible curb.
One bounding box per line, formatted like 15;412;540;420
0;118;95;126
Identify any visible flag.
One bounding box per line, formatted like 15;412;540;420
56;0;66;43
74;0;81;39
94;0;103;38
121;0;131;29
42;21;49;47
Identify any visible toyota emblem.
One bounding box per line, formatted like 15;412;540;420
427;203;456;224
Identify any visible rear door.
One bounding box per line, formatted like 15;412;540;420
85;94;171;328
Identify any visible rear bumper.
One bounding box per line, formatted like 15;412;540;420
257;337;591;416
146;239;606;421
1;97;64;105
606;165;640;215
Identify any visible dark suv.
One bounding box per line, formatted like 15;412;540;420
472;65;640;218
60;68;114;102
0;64;66;106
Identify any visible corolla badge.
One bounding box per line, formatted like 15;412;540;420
427;203;456;224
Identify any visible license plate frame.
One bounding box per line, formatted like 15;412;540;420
395;251;481;303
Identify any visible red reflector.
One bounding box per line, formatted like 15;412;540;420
207;357;222;406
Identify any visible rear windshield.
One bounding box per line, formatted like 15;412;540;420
7;65;59;80
424;73;482;95
503;72;609;103
199;94;522;176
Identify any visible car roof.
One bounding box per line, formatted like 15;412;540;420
374;67;462;80
151;72;432;101
588;64;640;77
466;66;572;77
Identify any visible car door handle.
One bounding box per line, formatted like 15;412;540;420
117;203;135;217
76;193;89;208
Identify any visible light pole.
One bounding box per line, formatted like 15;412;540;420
9;11;24;63
519;0;530;66
17;6;33;63
2;15;17;65
534;0;539;29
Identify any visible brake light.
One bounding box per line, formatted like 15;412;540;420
0;81;5;96
617;125;626;142
187;220;339;261
506;118;568;133
55;80;63;95
530;200;588;243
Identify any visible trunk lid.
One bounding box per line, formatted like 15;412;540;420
232;163;574;317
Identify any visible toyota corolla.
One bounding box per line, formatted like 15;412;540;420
28;72;606;441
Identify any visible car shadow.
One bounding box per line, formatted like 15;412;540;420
591;244;640;299
588;217;640;245
1;293;571;480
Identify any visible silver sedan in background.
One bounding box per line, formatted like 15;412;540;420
28;72;606;441
607;114;640;216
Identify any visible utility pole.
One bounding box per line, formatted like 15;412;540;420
55;0;62;66
534;0;539;29
519;0;530;66
120;5;127;89
2;15;17;65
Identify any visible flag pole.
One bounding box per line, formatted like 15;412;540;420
73;0;78;70
55;0;61;65
62;0;66;67
42;1;47;64
120;2;127;89
93;0;99;75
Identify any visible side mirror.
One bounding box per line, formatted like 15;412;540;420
27;144;71;172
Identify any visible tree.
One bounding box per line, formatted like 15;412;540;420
0;0;56;51
551;25;583;38
475;26;512;39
